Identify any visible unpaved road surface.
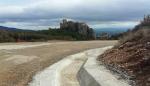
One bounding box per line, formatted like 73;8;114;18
29;50;87;86
0;41;116;86
29;46;129;86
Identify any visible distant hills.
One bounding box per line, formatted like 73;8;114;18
0;21;130;41
0;20;98;42
0;23;130;36
0;26;34;32
94;28;130;36
0;26;18;31
0;25;129;36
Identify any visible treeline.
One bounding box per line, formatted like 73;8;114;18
0;28;125;43
0;28;90;42
0;29;45;42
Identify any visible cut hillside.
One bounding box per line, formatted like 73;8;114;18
98;15;150;86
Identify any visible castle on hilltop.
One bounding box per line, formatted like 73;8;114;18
60;19;96;39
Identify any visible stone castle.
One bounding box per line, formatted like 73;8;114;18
60;19;95;39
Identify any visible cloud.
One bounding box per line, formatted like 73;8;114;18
0;0;149;30
90;21;139;29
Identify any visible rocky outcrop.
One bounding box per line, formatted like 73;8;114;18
60;19;96;39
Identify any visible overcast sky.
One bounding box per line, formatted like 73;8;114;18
0;0;149;30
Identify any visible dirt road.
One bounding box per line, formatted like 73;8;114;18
0;41;117;86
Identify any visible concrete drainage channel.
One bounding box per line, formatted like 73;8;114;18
29;46;131;86
77;46;131;86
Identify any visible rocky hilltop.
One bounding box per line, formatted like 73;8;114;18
99;15;150;86
60;19;96;40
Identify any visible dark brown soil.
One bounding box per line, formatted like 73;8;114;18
99;41;150;86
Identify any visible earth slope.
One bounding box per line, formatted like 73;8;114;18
99;15;150;86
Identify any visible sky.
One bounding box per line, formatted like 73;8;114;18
0;0;150;30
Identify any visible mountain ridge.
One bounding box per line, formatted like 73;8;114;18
0;26;18;31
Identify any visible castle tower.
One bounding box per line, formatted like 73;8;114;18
62;19;67;24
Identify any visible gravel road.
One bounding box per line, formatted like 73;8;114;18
0;41;116;86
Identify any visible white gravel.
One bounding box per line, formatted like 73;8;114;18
28;52;86;86
0;43;51;50
5;55;38;65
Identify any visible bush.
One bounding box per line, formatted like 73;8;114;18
118;28;150;46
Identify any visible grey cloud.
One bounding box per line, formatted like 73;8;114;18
0;0;150;29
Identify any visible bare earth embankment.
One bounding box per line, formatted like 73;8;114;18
0;41;116;86
99;16;150;86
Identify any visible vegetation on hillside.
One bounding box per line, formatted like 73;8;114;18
0;19;98;42
99;15;150;86
0;28;90;42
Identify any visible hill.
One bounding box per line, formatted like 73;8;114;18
94;28;128;36
0;26;18;31
60;19;96;40
98;15;150;86
0;20;96;42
